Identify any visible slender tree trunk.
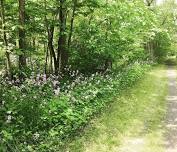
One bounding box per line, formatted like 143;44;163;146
18;0;27;72
44;43;49;74
44;0;57;74
32;37;35;48
0;0;12;78
105;0;108;41
57;0;68;74
49;49;53;73
68;0;77;49
45;19;58;73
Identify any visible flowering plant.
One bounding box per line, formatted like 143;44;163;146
0;63;150;151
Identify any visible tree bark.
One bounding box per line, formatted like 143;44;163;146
44;0;58;74
44;43;49;74
105;0;108;40
18;0;27;72
45;16;58;73
57;0;68;74
68;0;77;49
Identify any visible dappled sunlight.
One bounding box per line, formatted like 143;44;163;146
167;70;177;78
171;108;177;112
166;124;177;129
166;96;177;101
166;147;177;152
169;82;177;86
148;69;167;78
165;140;177;151
151;93;159;97
118;137;145;152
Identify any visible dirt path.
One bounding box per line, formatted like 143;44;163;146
166;67;177;152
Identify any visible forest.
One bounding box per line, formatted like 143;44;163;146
0;0;177;151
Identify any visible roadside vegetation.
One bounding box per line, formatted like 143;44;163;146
64;66;167;152
0;63;149;151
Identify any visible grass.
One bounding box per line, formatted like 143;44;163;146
62;65;168;152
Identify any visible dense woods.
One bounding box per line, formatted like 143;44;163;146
0;0;177;151
0;0;175;76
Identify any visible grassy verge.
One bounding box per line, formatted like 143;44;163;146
63;65;167;152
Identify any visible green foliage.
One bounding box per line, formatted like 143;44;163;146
0;63;149;151
69;1;156;72
153;29;171;61
0;0;159;74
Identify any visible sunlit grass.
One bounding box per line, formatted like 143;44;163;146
63;65;167;152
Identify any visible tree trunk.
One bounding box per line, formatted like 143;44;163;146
32;37;35;48
68;0;77;49
49;49;53;74
44;43;49;74
18;0;27;72
105;0;108;40
48;26;57;66
57;0;68;74
45;17;58;74
0;0;12;78
44;0;57;74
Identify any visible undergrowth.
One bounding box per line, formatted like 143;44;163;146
0;63;150;151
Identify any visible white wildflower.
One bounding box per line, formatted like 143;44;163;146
71;97;77;102
7;111;12;114
84;96;89;100
6;115;12;123
33;132;40;140
22;94;26;97
2;100;5;105
53;80;58;87
54;88;60;96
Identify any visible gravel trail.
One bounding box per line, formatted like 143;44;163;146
166;67;177;152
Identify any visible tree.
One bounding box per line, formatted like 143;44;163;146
18;0;27;72
68;0;77;49
57;0;68;74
